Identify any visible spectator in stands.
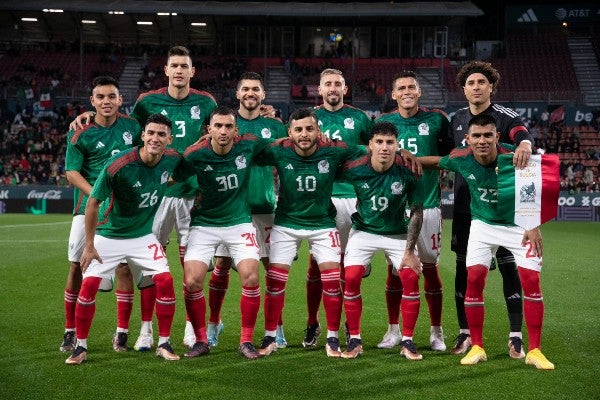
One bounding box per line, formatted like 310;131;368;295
583;167;594;189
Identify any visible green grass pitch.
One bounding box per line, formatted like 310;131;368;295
0;214;598;400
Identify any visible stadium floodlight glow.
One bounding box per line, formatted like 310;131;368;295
157;12;177;16
82;20;96;24
137;21;153;25
21;17;38;22
43;9;64;13
191;22;207;27
108;11;125;15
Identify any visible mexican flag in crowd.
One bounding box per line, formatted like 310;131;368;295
497;154;560;230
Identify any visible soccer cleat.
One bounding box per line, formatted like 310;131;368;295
450;333;472;355
275;325;288;349
508;336;526;359
325;337;342;358
156;342;180;361
400;339;423;361
460;345;487;365
182;321;196;349
377;330;401;349
184;341;210;358
207;321;224;347
238;342;261;360
112;332;128;352
60;330;76;353
525;348;555;370
341;338;363;359
133;333;154;351
258;336;277;356
65;346;87;365
362;263;372;278
430;326;447;351
302;323;321;348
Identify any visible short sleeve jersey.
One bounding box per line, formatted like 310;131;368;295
258;139;365;230
439;143;515;226
65;114;142;215
314;104;373;198
341;154;420;235
376;108;449;209
178;135;272;227
237;114;287;214
130;88;217;198
91;147;184;238
448;104;532;214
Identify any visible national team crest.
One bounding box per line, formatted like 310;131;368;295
235;155;247;169
261;128;272;138
123;131;133;145
161;171;170;184
343;117;355;129
190;106;201;120
520;182;536;203
391;181;403;195
317;160;329;174
418;122;430;136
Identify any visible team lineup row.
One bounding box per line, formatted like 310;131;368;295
59;45;553;370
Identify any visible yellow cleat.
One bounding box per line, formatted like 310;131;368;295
460;345;487;365
525;348;555;370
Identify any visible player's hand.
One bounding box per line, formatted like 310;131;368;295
259;104;277;119
400;251;422;276
522;227;543;258
513;141;532;169
399;149;423;177
68;111;95;131
80;245;102;272
318;132;332;143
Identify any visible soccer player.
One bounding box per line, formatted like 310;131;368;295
206;72;288;348
65;113;185;365
177;106;272;360
340;121;424;360
375;71;453;351
419;114;554;370
446;60;533;357
302;68;373;347
255;108;364;358
62;76;141;353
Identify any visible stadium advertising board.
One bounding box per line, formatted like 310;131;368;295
506;5;600;26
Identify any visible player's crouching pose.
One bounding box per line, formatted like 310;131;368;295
419;114;554;370
65;114;186;365
340;121;424;360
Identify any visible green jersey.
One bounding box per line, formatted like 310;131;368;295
130;87;217;198
376;108;449;209
91;147;185;238
341;154;420;235
439;144;515;226
237;114;287;214
257;139;365;230
177;135;272;227
314;104;373;198
65;114;142;215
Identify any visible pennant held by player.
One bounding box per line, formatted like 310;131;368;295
497;154;560;230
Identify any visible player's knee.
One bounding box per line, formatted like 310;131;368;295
79;276;102;301
400;268;420;292
517;267;541;296
344;265;364;292
466;264;488;293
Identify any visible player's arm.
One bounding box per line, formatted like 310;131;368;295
80;196;102;272
68;111;96;131
417;155;442;170
522;226;543;258
401;204;423;276
65;170;93;196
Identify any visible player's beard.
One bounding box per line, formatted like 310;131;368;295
325;94;341;107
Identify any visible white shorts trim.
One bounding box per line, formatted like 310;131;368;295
466;219;542;271
269;225;341;266
344;229;408;271
215;214;274;259
185;223;260;266
68;215;85;262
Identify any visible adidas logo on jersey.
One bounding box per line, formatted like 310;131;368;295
160;109;168;116
133;181;142;188
285;163;294;170
456;125;463;131
467;174;476;180
96;141;105;149
361;183;370;189
204;165;213;171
